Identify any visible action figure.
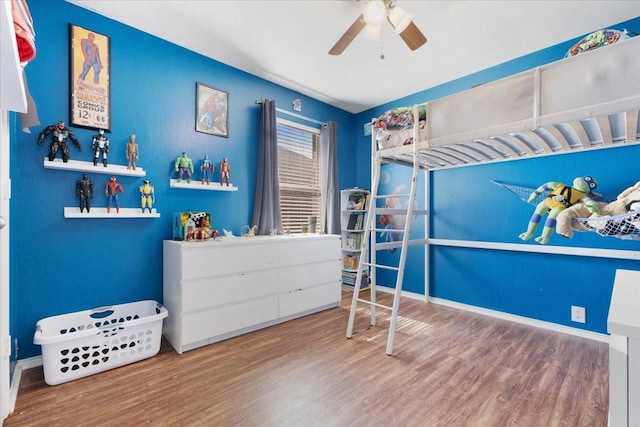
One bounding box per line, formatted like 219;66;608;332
126;135;138;170
140;180;155;213
220;157;231;186
174;152;194;183
76;174;94;213
91;129;109;167
104;176;124;213
200;154;214;185
38;121;82;163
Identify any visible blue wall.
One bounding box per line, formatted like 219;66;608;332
10;0;357;359
354;17;640;335
10;2;640;360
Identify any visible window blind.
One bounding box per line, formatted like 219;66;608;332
277;120;322;233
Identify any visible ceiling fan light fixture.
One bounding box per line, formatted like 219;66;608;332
362;23;382;41
388;6;413;34
363;1;386;26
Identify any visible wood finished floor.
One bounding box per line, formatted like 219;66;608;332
5;290;609;427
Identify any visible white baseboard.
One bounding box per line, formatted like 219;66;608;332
9;356;42;415
373;285;610;343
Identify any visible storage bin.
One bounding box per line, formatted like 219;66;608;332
33;300;168;385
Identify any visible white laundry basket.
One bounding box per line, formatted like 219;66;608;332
33;300;168;385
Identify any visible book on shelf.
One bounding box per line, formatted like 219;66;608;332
346;191;368;211
343;253;359;270
347;212;364;230
344;233;363;250
341;271;370;288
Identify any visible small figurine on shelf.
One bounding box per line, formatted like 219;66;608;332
220;157;231;186
241;225;257;237
175;152;194;183
126;135;138;170
105;176;124;213
76;174;94;213
140;180;155;213
91;129;109;167
200;154;214;185
38;121;82;163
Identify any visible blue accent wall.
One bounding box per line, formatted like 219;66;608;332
10;0;357;359
9;1;640;360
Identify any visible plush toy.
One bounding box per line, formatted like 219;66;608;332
598;200;640;236
555;201;605;238
519;176;600;244
557;181;640;237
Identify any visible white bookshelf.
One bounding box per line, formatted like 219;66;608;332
340;188;370;290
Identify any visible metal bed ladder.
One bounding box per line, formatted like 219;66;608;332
345;116;421;356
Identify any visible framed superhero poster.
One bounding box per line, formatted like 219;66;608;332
196;82;228;137
69;24;111;132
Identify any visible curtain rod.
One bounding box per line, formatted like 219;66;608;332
255;99;325;126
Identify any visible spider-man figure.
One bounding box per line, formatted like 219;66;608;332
105;176;124;213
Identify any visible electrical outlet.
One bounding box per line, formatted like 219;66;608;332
571;305;586;323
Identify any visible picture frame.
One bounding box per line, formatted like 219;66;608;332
196;82;228;137
69;24;111;132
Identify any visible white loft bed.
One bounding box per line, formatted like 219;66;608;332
350;36;640;357
376;35;640;170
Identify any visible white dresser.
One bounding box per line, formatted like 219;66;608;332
162;234;341;353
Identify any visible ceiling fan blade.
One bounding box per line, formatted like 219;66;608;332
329;14;367;55
398;21;427;51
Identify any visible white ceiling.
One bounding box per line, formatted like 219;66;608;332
67;0;640;114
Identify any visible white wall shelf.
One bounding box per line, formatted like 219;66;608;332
169;179;237;192
43;158;146;177
64;207;160;218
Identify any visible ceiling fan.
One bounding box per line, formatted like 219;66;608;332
329;0;427;55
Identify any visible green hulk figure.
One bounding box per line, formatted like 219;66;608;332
174;152;194;183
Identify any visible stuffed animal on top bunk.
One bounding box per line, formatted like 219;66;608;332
374;106;427;150
556;181;640;238
519;176;600;244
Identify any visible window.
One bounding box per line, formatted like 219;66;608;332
277;118;323;233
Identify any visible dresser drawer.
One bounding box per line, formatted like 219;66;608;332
182;269;279;313
279;259;341;293
181;295;279;345
279;282;340;318
279;237;339;266
181;242;278;280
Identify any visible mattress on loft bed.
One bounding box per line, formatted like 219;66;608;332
379;35;640;170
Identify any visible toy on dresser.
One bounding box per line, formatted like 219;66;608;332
173;211;215;241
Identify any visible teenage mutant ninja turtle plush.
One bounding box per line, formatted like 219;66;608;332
519;176;600;244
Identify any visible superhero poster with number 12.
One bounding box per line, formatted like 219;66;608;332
69;23;111;132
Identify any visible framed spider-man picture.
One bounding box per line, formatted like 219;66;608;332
196;82;228;137
69;23;111;132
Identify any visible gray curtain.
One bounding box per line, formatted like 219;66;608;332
321;121;340;234
251;100;283;235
